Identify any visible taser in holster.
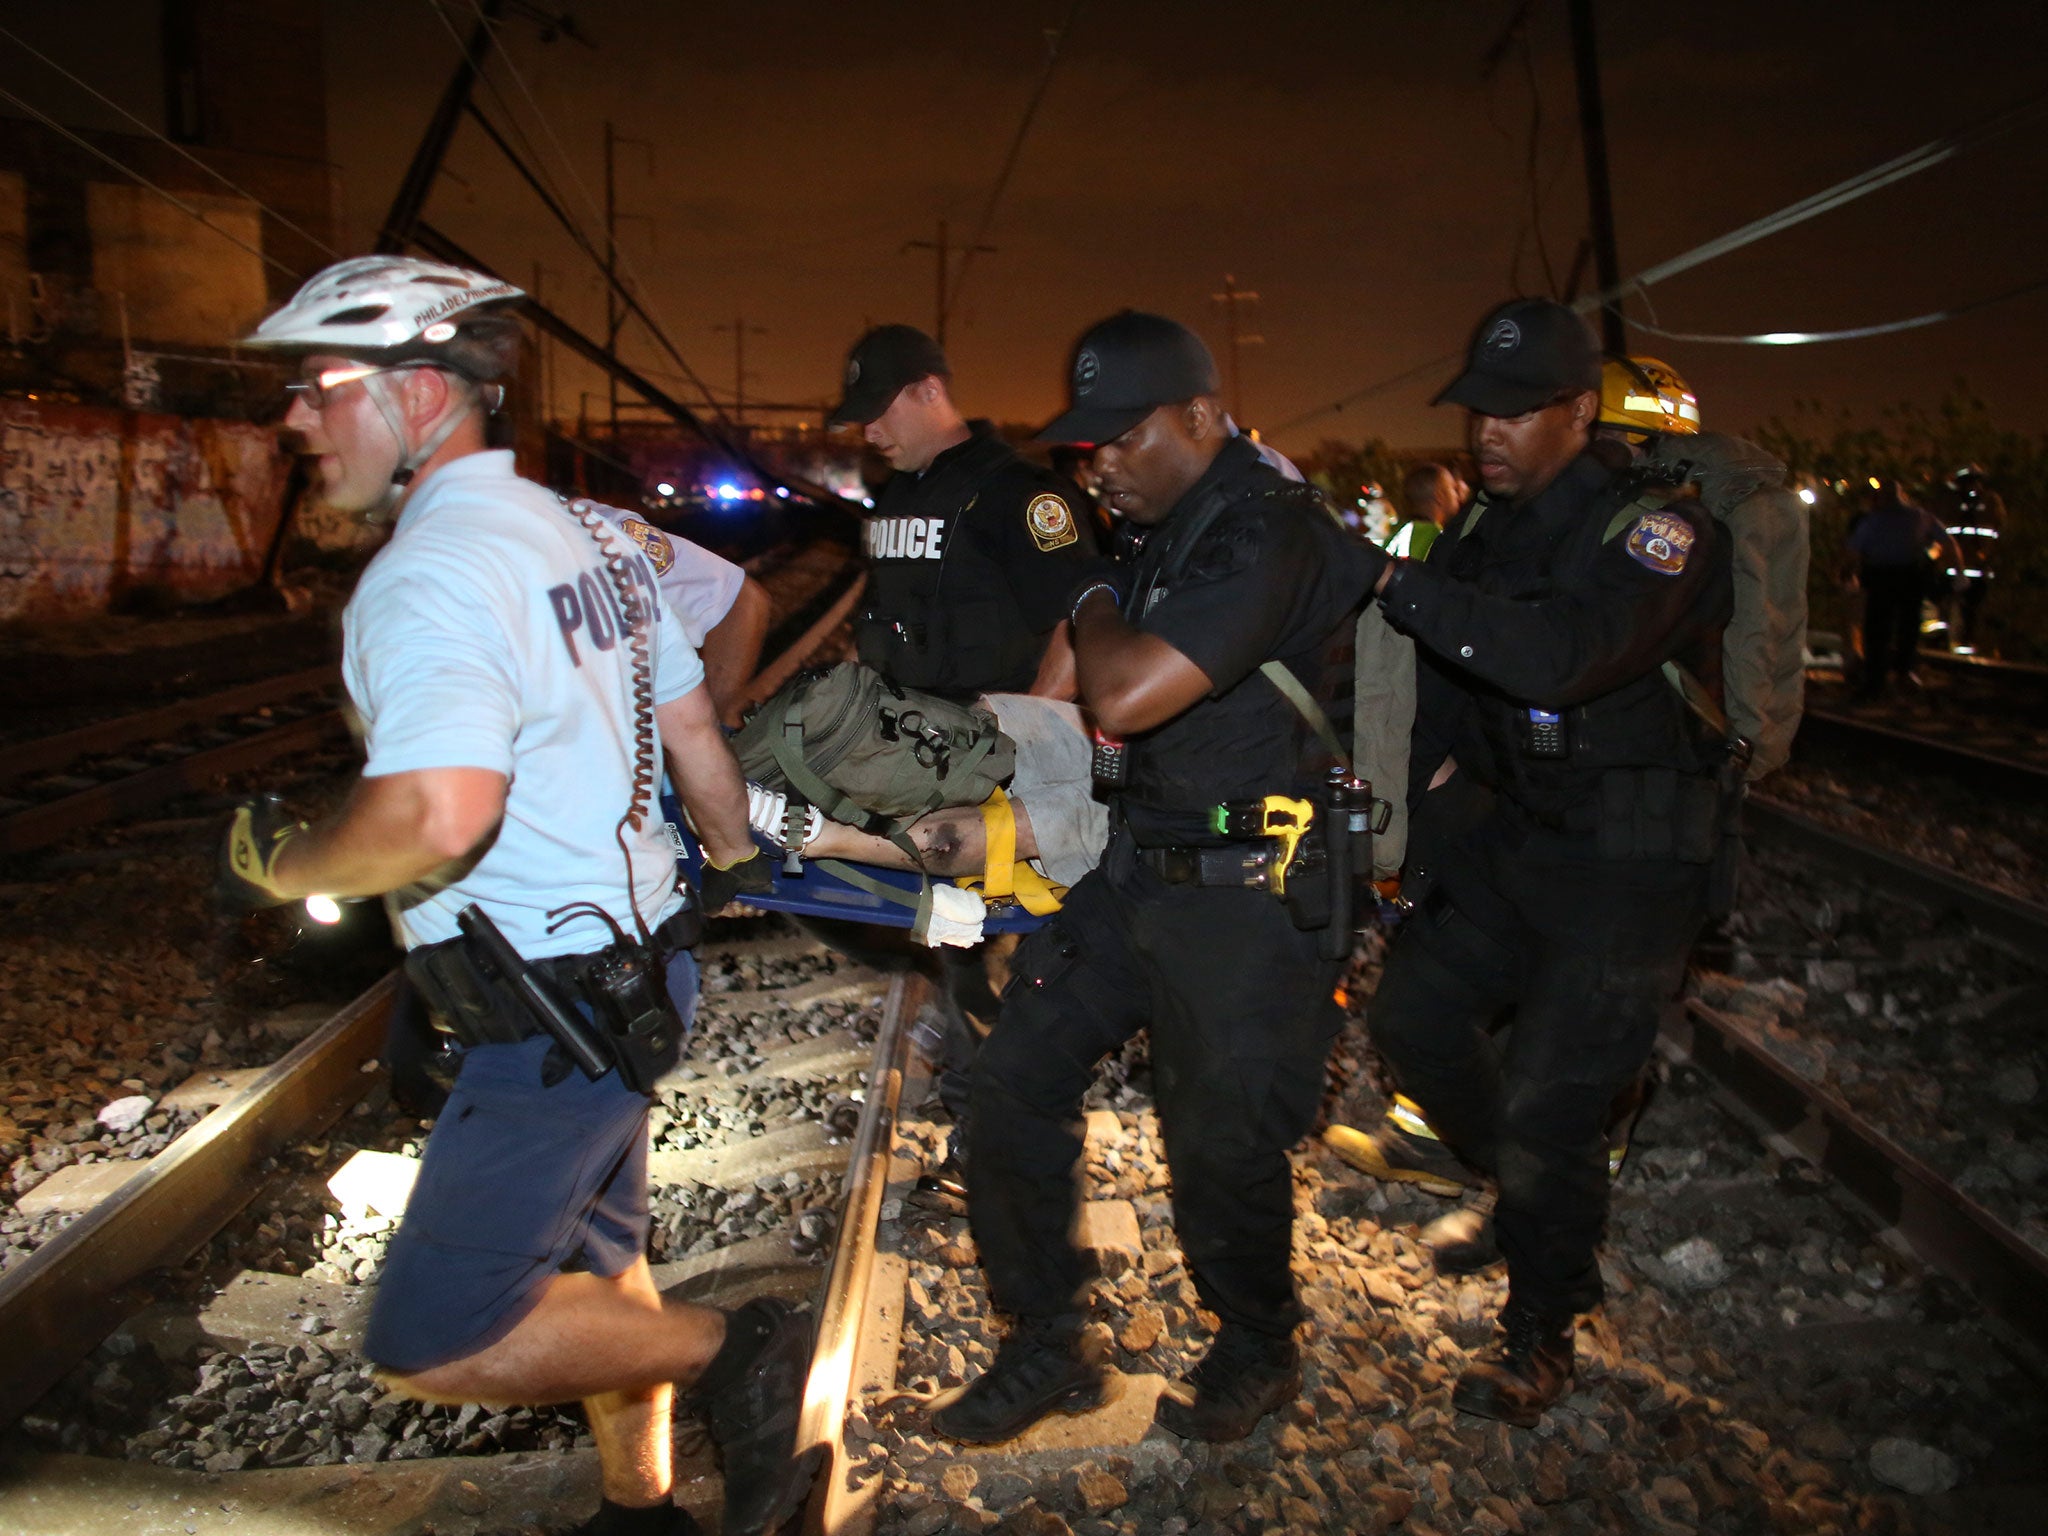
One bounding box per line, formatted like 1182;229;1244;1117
1213;795;1315;898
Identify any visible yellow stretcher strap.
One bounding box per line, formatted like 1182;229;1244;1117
955;788;1066;916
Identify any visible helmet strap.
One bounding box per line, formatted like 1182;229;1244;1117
361;369;477;513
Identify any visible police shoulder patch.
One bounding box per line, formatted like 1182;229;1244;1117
1624;509;1694;576
1026;492;1078;552
620;515;675;575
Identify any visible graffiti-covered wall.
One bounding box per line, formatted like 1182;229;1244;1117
0;399;287;621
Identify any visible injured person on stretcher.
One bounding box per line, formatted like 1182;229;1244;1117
739;691;1108;939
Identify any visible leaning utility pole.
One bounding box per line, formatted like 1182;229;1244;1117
1568;0;1627;356
904;219;994;348
1209;274;1263;423
712;316;767;427
376;0;505;252
601;122;653;439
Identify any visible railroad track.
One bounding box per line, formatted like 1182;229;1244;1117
9;852;2047;1531
0;545;877;1530
1669;803;2048;1345
0;667;350;857
0;926;917;1533
8;589;2048;1528
1802;647;2048;785
0;539;866;862
1795;709;2048;803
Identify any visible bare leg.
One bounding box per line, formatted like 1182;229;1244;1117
582;1263;672;1506
379;1258;723;1502
802;799;1042;878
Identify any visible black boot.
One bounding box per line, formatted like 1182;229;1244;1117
565;1496;705;1535
696;1297;824;1536
1452;1301;1574;1427
1421;1201;1501;1276
1154;1326;1301;1442
909;1141;969;1213
930;1315;1110;1445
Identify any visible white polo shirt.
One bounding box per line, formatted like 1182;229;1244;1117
341;450;702;957
585;504;746;649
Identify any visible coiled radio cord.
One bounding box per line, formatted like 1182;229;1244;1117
551;496;659;946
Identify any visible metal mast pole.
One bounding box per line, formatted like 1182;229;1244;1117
1209;274;1262;423
604;120;619;440
1569;0;1627;356
376;0;504;252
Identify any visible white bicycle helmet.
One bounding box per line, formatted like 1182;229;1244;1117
245;256;524;360
248;257;525;505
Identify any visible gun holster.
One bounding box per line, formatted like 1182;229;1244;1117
405;906;698;1094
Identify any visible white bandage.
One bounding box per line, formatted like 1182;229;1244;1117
746;784;822;851
913;883;987;949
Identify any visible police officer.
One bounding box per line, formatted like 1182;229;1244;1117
830;323;1100;700
1338;299;1734;1427
1847;479;1959;698
932;312;1366;1446
827;324;1104;1196
218;257;807;1536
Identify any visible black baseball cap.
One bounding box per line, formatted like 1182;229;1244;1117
1433;298;1601;416
1035;311;1221;445
828;324;950;426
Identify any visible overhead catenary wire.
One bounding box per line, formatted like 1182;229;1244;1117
0;23;341;262
1627;274;2048;347
1275;84;2048;438
940;0;1086;334
0;83;302;281
433;0;734;429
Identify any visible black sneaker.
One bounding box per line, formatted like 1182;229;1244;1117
564;1497;706;1535
1421;1201;1501;1276
930;1315;1111;1445
1452;1301;1574;1428
908;1146;969;1213
1154;1326;1301;1442
698;1297;824;1536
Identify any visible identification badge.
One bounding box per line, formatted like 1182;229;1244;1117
1027;493;1078;552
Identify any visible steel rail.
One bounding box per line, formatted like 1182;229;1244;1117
1745;798;2048;960
1796;709;2048;801
1658;995;2048;1354
0;666;341;792
0;709;348;857
0;550;864;1438
739;571;867;717
1915;648;2048;684
0;974;397;1427
798;972;921;1536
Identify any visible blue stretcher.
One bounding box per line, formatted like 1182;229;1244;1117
661;789;1052;935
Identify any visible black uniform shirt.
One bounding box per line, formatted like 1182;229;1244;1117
1379;450;1731;826
1120;437;1367;846
858;420;1099;697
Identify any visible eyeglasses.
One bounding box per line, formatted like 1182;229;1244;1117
284;362;432;410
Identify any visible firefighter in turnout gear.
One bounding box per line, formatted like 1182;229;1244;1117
830;324;1100;701
1335;299;1734;1428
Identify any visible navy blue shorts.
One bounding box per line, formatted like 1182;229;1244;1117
363;949;698;1374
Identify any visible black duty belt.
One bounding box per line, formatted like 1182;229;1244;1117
1136;842;1277;889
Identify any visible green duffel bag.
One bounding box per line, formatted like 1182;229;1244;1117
732;662;1016;854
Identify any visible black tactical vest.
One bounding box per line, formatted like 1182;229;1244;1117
856;428;1047;697
1443;479;1726;857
